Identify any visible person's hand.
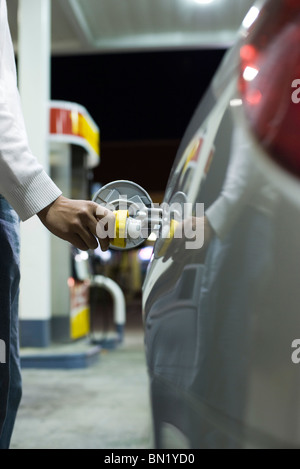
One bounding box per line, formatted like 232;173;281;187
37;195;115;251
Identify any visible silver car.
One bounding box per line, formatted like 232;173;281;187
142;0;300;449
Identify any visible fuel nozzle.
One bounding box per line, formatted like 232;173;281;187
93;180;162;250
110;207;163;249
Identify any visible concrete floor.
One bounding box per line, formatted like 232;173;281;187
10;329;153;449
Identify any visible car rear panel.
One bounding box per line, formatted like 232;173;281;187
143;0;300;449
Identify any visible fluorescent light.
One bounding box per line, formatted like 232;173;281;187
94;245;112;261
242;6;260;29
230;99;243;107
138;247;153;262
243;66;259;82
75;251;89;262
194;0;214;4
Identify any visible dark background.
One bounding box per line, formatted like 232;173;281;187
51;49;226;195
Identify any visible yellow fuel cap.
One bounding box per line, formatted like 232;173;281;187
110;210;129;249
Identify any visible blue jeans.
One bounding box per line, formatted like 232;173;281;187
0;195;22;449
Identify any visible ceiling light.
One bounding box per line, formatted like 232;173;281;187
242;6;260;29
243;66;259;82
230;99;243;107
194;0;214;4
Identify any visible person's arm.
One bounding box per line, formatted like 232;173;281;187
0;0;61;219
38;197;114;252
0;93;114;251
0;0;114;251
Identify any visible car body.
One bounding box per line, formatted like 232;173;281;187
142;0;300;449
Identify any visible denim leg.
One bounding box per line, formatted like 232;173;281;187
0;196;22;449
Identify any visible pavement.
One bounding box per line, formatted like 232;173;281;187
10;328;153;450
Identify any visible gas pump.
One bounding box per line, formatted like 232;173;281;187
48;100;175;344
49;100;99;342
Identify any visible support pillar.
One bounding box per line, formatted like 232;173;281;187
18;0;52;347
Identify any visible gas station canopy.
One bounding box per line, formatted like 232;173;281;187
8;0;256;55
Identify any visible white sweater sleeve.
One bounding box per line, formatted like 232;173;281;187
0;0;61;221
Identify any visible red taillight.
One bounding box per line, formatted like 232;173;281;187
239;0;300;178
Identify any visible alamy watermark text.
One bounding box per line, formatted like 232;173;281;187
291;79;300;104
0;339;6;364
